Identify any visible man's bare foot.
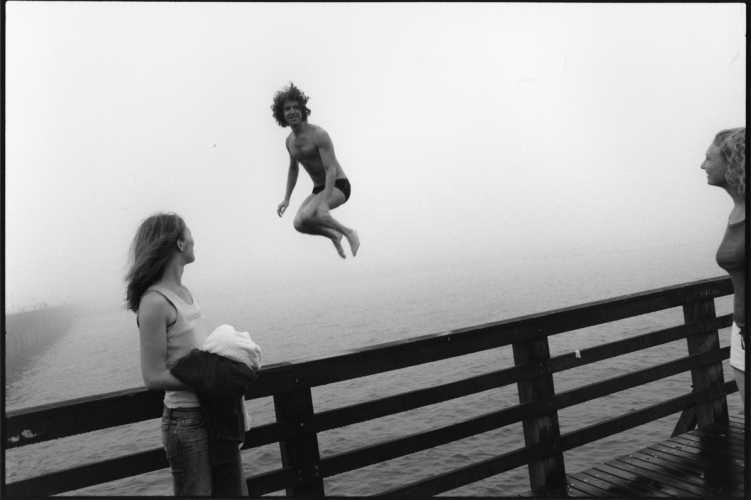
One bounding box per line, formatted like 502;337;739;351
346;230;360;257
332;233;346;259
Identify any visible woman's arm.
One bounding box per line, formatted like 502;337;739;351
138;292;193;391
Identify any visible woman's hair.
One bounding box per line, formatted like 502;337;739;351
714;127;745;195
124;212;186;312
271;82;311;127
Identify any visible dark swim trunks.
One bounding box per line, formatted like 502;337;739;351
312;178;351;202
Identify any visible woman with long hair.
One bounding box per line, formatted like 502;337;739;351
702;127;746;406
125;212;248;496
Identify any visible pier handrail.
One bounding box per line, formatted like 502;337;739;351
4;276;736;496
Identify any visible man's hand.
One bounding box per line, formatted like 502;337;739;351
277;200;289;217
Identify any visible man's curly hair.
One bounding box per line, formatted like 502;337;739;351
271;82;311;128
714;127;745;195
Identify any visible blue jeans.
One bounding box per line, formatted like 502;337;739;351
161;406;248;497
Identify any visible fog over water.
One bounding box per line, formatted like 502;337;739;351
5;3;746;313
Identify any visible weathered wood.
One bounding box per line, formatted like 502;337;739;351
682;299;728;427
7;314;731;450
513;336;566;491
671;404;697;437
245;362;543;448
614;455;731;496
5;388;165;449
376;383;727;496
4;290;733;450
593;463;695;497
8;341;730;497
648;442;746;473
3;277;737;497
567;472;623;497
245;277;733;398
579;468;671;497
628;451;745;495
274;388;324;497
3;448;167;497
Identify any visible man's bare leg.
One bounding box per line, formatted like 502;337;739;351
304;190;360;257
294;194;347;258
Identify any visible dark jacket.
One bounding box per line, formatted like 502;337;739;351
170;349;257;464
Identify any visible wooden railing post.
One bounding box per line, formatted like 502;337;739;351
681;298;728;428
513;335;566;492
274;388;325;497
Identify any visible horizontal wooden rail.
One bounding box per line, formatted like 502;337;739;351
3;276;734;497
5;313;732;450
244;314;732;449
377;381;737;496
6;344;732;497
243;347;732;496
5;277;732;449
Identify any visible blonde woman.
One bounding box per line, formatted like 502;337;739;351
702;127;746;406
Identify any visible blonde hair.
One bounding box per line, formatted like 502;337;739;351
714;127;745;195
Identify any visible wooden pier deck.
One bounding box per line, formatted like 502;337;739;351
521;412;746;497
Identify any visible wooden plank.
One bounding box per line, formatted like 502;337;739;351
727;417;745;428
641;444;744;476
273;388;324;496
628;451;745;495
648;443;745;471
593;463;694;496
615;454;736;496
4;291;733;450
671;405;697;437
245;316;731;449
682;299;728;428
565;474;618;496
513;336;566;491
667;436;745;460
244;362;543;448
375;384;726;496
568;472;630;496
317;352;725;483
579;468;671;497
245;467;300;498
245;277;733;398
689;426;746;446
5;388;164;449
5;314;732;450
4;344;734;498
3;448;167;497
685;428;746;448
608;456;734;497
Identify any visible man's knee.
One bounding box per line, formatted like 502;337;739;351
293;217;307;233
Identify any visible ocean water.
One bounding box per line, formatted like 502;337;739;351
4;244;742;496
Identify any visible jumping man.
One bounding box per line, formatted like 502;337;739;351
272;83;360;258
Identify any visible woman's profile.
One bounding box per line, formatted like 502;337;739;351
701;127;746;406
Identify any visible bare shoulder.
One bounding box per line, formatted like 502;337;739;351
139;291;171;319
308;124;332;143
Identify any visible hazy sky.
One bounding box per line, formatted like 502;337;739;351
5;3;746;311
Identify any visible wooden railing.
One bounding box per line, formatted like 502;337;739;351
4;276;737;497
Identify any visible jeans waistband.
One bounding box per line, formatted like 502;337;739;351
163;406;203;419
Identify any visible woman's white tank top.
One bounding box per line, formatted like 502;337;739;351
146;284;208;408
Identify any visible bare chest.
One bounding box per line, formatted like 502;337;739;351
289;135;320;162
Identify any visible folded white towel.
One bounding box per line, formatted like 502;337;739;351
203;325;263;432
204;324;263;371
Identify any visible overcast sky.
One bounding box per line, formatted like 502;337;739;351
5;3;746;311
